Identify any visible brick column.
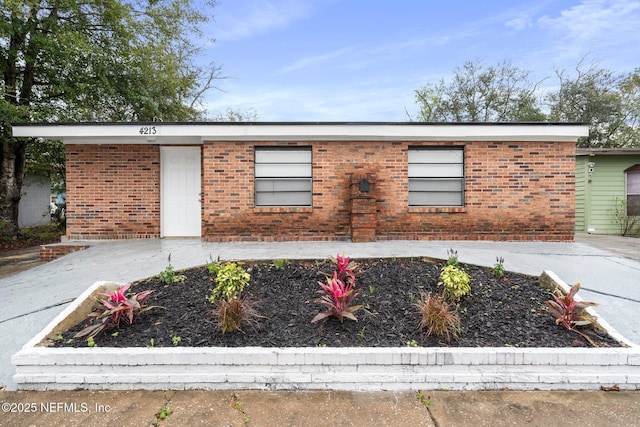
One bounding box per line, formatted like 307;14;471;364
350;174;377;242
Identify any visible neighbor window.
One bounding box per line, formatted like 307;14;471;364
625;164;640;216
254;147;312;207
408;147;464;206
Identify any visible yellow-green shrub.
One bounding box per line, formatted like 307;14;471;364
438;265;471;301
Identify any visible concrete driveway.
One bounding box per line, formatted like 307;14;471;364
1;234;639;390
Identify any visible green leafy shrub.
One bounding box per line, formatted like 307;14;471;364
438;265;471;301
208;262;250;303
157;264;186;284
207;262;259;333
207;260;223;276
414;292;461;343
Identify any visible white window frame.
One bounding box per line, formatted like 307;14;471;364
408;147;465;207
254;147;312;207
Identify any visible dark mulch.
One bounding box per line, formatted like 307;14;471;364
50;258;620;348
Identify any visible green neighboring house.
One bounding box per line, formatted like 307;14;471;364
576;148;640;235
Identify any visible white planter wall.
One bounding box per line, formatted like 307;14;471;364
12;275;640;391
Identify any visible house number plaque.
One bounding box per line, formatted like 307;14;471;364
139;126;157;135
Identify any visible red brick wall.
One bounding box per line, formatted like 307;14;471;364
65;140;575;241
202;140;575;242
377;141;576;241
66;144;161;239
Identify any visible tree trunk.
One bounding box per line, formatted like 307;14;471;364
0;135;26;236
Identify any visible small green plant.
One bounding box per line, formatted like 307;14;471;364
158;264;186;284
416;390;431;409
358;326;366;340
406;339;418;347
157;254;186;284
171;335;182;346
545;282;599;346
492;256;505;279
272;258;289;270
438;265;471;301
111;331;119;337
368;284;375;295
153;406;173;426
446;248;459;267
55;334;63;341
231;394;250;425
87;336;97;347
148;338;155;348
414;292;462;343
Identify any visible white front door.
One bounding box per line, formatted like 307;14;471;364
161;147;201;237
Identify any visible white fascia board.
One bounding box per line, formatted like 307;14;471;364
200;124;588;142
12;123;589;143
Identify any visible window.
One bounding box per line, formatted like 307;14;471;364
255;148;312;207
625;164;640;216
408;147;464;207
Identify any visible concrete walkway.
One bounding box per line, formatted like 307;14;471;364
1;389;638;426
1;234;639;392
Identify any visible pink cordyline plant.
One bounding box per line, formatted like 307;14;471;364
545;282;599;346
312;254;362;323
329;253;358;289
75;283;158;339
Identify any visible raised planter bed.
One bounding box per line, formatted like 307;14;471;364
12;272;640;391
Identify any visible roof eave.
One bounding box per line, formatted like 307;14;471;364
12;122;589;144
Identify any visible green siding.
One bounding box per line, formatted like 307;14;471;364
575;154;640;235
575;157;587;232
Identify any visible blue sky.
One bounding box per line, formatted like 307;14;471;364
200;0;640;121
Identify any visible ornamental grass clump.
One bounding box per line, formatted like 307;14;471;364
75;283;159;339
312;254;363;323
208;262;260;333
414;292;461;343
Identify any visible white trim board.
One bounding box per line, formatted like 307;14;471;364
12;123;589;144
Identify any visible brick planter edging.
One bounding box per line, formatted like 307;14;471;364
40;244;90;261
12;276;640;391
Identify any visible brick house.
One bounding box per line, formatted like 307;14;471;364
13;122;588;242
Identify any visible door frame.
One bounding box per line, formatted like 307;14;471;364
160;146;202;238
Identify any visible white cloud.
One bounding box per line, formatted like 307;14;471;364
277;27;482;77
202;80;413;121
277;46;359;74
505;16;533;31
538;0;640;41
212;0;318;42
